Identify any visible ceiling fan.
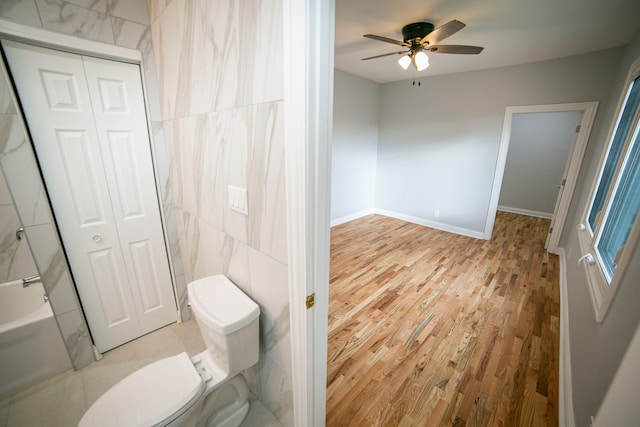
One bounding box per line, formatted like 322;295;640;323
362;20;484;72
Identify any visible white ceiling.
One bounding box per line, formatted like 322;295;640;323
334;0;640;83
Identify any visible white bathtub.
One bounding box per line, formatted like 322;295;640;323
0;279;73;400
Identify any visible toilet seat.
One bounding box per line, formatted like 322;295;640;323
79;353;204;427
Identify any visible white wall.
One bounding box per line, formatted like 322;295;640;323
331;70;379;223
499;111;581;217
593;320;640;427
375;48;623;235
559;32;640;427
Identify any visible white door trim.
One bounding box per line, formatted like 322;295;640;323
283;0;334;425
0;18;140;62
485;102;599;252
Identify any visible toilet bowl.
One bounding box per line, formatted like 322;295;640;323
79;275;260;427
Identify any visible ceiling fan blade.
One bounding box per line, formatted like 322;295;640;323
421;20;466;46
361;51;407;60
363;34;408;47
427;45;484;54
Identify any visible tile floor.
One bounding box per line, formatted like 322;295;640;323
0;319;282;427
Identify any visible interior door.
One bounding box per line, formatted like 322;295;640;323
2;40;176;352
545;112;583;249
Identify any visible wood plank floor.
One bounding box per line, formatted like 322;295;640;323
326;212;559;427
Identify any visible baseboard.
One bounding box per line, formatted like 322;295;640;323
330;209;375;227
331;208;487;239
558;248;576;427
498;205;553;219
373;208;486;240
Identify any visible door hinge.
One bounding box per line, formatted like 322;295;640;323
561;178;566;186
549;227;553;233
306;293;315;309
575;124;581;133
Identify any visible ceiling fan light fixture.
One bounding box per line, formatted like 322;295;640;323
413;51;429;71
397;54;411;70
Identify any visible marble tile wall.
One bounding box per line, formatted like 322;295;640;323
0;0;185;370
0;170;37;283
148;0;292;425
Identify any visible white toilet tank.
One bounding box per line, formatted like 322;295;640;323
188;275;260;375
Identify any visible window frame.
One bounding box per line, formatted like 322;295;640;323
577;56;640;323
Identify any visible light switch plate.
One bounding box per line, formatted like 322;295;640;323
228;185;248;215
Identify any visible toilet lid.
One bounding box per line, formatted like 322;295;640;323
188;275;259;334
79;352;204;427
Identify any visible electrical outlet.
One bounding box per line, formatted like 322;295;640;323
228;185;248;215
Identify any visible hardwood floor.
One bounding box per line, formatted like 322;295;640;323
326;212;559;427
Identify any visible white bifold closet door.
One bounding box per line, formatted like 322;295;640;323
2;40;176;353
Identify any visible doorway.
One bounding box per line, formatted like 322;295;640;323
498;111;582;219
2;40;177;352
486;102;599;253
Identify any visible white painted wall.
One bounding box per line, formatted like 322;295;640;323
374;48;623;235
331;70;379;224
560;33;640;427
593;320;640;427
499;111;581;217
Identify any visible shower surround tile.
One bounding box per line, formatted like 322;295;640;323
248;248;291;374
111;16;147;49
0;172;11;204
238;0;283;105
108;0;149;25
149;0;187;120
0;0;42;27
223;236;251;294
247;102;287;264
191;218;226;279
169;115;208;217
0;204;38;282
0;70;17;115
220;109;250;244
0;115;50;227
150;0;283;117
259;355;293;427
56;309;96;369
35;0;115;44
198;113;227;231
24;223;80;315
66;0;108;13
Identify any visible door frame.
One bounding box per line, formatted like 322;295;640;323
283;0;334;425
485;102;599;253
0;19;182;324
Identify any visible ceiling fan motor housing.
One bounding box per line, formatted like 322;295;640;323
402;22;434;43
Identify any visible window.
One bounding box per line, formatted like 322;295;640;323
578;59;640;322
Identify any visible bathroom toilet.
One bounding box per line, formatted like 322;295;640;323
79;275;260;427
